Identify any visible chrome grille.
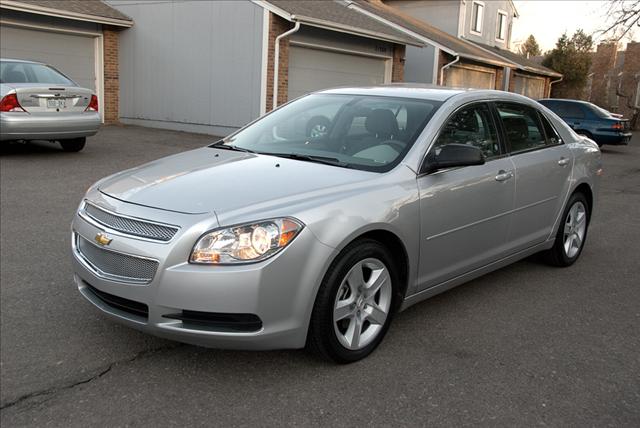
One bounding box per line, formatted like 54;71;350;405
76;235;158;284
84;203;178;241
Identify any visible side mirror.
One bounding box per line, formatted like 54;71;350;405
422;143;485;174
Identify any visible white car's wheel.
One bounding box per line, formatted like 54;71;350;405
307;239;398;363
545;192;590;266
60;137;86;152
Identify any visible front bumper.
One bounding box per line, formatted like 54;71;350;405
0;111;101;141
71;193;334;350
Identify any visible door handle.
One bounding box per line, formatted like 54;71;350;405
558;157;570;166
495;170;514;182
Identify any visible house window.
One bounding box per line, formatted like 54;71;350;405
471;1;484;34
496;11;507;41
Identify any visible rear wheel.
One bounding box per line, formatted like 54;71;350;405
59;137;86;152
544;192;590;267
307;239;398;363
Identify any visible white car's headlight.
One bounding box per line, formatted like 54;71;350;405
190;218;304;264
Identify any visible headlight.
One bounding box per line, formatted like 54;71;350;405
190;218;303;264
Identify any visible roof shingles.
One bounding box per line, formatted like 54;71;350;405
1;0;132;23
267;0;422;45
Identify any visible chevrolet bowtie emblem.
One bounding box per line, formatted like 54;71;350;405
94;233;112;246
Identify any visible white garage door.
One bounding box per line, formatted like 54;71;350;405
0;25;97;91
445;65;495;89
514;74;546;99
288;45;387;99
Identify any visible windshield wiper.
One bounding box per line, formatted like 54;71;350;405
265;152;350;168
209;140;256;154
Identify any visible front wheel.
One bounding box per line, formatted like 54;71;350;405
307;240;398;363
59;137;86;152
544;192;590;266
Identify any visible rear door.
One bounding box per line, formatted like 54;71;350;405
416;102;515;290
494;102;573;252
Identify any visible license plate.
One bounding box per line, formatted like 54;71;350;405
47;99;66;109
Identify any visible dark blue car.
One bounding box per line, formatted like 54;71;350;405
538;99;632;146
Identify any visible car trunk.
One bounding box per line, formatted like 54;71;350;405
11;85;92;114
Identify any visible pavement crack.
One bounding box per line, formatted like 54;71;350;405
0;343;181;412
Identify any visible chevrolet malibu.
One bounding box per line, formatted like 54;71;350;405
71;86;601;363
0;58;100;151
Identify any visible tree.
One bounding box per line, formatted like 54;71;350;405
542;30;594;98
597;0;640;41
518;35;541;58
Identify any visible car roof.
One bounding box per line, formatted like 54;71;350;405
318;84;537;103
538;98;592;106
0;58;45;65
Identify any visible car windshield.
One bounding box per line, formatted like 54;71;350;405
213;94;442;172
0;61;75;85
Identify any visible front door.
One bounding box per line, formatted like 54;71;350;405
417;102;516;291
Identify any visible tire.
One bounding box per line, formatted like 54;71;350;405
543;192;590;267
307;239;399;363
59;137;86;152
305;116;331;139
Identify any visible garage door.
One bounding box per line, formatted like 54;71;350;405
288;45;387;99
0;25;96;91
514;74;545;99
445;65;495;89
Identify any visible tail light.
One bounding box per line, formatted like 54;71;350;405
0;93;27;112
612;122;623;131
85;94;98;112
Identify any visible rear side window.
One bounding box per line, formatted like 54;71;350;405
538;112;563;145
496;102;546;153
562;103;585;119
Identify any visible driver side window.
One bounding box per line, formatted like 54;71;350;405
433;103;500;159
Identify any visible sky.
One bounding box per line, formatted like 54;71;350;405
511;0;636;52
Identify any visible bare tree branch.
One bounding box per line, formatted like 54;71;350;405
594;0;640;41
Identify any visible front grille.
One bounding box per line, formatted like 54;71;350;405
84;203;178;242
85;283;149;320
76;235;158;284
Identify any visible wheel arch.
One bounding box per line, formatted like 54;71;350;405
573;182;594;215
325;227;412;313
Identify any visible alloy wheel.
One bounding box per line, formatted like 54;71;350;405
563;201;587;258
333;258;392;350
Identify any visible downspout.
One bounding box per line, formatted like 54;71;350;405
439;55;460;86
273;20;301;110
549;75;563;97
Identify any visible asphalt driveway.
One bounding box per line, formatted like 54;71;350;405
1;126;639;426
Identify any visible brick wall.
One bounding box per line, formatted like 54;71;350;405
391;44;405;82
618;42;640;128
103;26;119;124
590;42;618;108
265;13;293;112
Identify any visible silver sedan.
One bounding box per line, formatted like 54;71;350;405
0;58;101;152
71;86;601;363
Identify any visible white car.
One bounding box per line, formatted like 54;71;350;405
0;58;101;152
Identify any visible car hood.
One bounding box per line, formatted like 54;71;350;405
98;147;375;216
